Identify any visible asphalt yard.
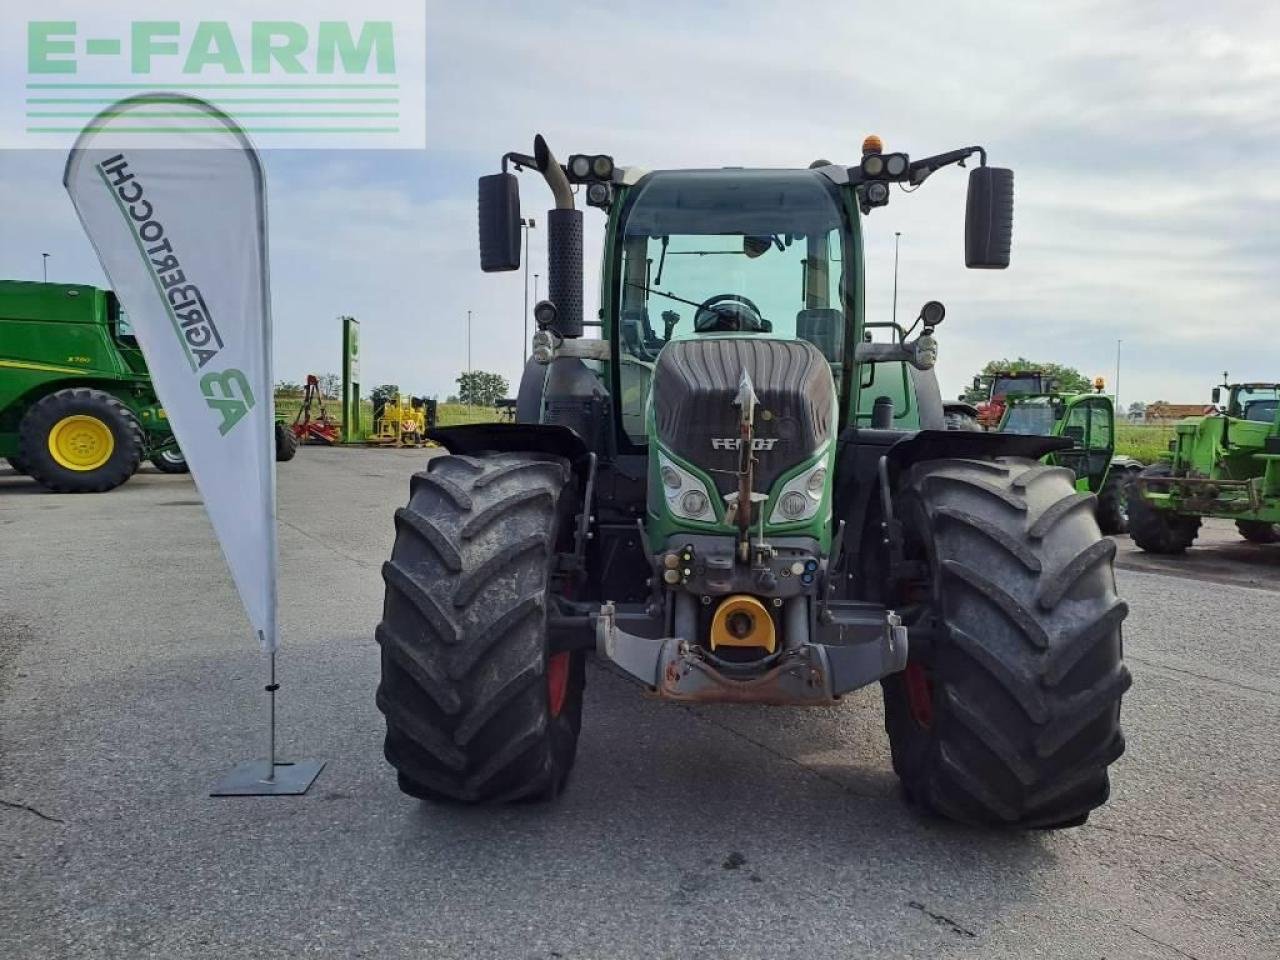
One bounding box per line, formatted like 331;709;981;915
2;447;1277;959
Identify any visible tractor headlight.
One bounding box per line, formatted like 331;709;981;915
769;456;830;525
568;154;592;179
884;153;909;177
778;491;808;519
866;181;890;206
681;489;710;517
806;467;827;495
657;454;717;522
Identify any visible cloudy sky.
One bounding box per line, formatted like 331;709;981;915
2;0;1278;407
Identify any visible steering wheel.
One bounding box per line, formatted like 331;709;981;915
693;294;771;333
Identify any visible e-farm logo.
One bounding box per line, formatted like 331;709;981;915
10;2;426;149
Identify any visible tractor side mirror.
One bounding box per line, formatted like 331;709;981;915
965;167;1014;269
478;173;522;272
1212;387;1221;404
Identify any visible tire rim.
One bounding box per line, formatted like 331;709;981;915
48;415;114;471
160;451;185;465
903;662;934;730
546;652;570;718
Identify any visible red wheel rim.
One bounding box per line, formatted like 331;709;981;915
903;662;934;730
547;652;570;718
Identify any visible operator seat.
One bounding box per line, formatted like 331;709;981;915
796;308;844;363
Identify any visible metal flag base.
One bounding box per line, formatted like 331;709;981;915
211;758;326;797
210;648;325;798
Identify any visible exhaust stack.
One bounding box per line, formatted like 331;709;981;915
534;135;583;339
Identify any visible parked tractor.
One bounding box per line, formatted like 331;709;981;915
972;369;1055;428
1;280;293;491
1129;379;1280;552
375;135;1130;829
995;382;1143;534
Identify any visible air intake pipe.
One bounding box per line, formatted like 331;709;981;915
534;134;583;339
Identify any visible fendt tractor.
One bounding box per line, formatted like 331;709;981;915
375;135;1132;828
995;381;1143;535
1129;378;1280;552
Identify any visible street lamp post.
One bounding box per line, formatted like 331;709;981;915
1115;339;1122;416
521;218;536;365
41;253;49;282
892;232;901;326
533;274;540;311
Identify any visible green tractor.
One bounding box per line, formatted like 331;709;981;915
1129;378;1280;552
995;384;1143;535
375;135;1131;828
1;279;296;492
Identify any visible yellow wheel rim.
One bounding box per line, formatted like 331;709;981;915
48;415;115;471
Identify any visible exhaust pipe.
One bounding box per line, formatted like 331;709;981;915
533;134;583;338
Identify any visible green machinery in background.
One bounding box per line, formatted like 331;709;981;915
1129;378;1280;552
372;134;1131;830
995;383;1143;534
0;279;295;492
0;280;181;491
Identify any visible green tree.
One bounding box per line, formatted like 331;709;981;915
317;372;342;397
274;380;303;397
976;358;1091;395
370;383;400;406
456;370;509;407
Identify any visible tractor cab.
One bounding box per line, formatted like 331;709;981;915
1216;382;1280;425
997;390;1115;493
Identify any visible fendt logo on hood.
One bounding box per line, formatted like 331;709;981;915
711;438;779;451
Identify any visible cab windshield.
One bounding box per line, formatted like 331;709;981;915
1000;398;1058;436
615;170;849;442
1233;386;1280;423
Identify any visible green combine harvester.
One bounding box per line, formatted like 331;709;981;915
0;280;296;492
0;280;182;491
1129;378;1280;552
995;383;1143;534
375;135;1131;829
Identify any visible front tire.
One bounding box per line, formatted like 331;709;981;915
1095;467;1133;535
882;457;1131;829
376;452;586;803
1237;520;1280;544
19;388;143;493
1127;462;1200;553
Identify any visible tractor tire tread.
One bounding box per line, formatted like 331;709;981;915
882;456;1129;829
1127;462;1200;553
376;451;585;805
19;387;143;493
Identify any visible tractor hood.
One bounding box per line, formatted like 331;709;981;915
652;337;835;495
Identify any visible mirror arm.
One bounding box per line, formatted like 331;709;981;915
501;151;538;174
909;145;987;186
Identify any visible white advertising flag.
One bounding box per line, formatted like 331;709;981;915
64;95;278;652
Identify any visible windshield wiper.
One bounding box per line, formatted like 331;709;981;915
625;280;705;311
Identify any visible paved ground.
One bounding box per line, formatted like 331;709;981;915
2;448;1277;960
